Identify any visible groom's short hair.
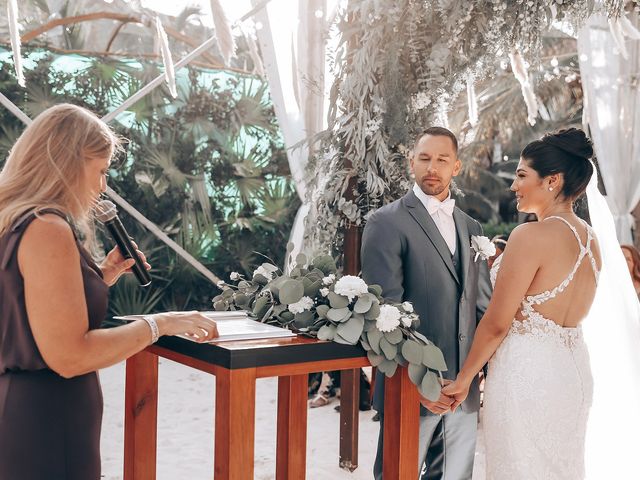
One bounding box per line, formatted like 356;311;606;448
414;127;458;154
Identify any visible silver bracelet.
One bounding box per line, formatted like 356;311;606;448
141;315;160;344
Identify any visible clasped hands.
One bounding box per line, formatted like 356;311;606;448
420;377;471;415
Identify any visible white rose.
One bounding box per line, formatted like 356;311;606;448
253;265;277;280
217;281;225;288
320;288;329;297
322;273;336;285
230;272;240;281
376;305;401;333
333;275;369;301
471;235;496;262
288;296;314;314
402;301;414;313
401;315;412;328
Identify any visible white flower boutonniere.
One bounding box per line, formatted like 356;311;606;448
471;235;496;262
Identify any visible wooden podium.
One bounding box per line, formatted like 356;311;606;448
123;334;420;479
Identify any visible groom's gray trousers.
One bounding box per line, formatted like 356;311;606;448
373;408;478;480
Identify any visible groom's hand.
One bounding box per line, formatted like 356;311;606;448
420;379;454;415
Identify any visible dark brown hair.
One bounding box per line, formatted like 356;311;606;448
520;128;594;200
414;127;458;153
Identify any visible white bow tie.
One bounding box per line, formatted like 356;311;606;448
426;197;455;217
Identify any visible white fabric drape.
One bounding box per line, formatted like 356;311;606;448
578;14;640;244
252;0;337;264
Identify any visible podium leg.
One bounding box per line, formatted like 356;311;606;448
276;374;308;479
214;367;257;479
124;350;159;480
382;366;420;480
339;368;359;471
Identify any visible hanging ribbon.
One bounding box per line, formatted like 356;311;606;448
7;0;25;87
509;50;538;126
609;14;640;60
155;16;177;98
466;77;478;127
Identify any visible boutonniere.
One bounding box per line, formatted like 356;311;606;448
471;235;496;262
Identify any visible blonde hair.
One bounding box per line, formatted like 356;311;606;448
0;104;121;239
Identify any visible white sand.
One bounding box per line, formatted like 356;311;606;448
100;360;379;479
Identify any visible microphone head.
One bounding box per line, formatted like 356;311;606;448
94;199;118;223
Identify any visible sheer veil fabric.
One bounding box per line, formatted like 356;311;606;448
583;161;640;478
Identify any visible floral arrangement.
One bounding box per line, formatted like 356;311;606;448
213;253;447;400
304;0;626;254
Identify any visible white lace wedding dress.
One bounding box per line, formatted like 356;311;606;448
480;216;599;479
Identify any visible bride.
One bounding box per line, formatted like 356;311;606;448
442;128;602;479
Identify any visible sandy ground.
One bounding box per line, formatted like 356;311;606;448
99;360;379;480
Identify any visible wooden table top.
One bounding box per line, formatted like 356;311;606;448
153;334;367;369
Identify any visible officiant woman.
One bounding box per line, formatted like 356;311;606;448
0;103;219;480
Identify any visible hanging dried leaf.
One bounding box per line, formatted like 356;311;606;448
209;0;236;66
155;16;177;98
7;0;25;87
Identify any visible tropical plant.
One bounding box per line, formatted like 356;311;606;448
0;46;298;317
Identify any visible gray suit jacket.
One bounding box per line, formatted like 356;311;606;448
361;190;492;415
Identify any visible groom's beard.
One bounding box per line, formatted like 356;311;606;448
418;176;448;197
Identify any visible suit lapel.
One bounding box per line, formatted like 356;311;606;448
453;208;470;290
404;191;460;285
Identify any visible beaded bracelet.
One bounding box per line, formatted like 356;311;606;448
141;315;160;344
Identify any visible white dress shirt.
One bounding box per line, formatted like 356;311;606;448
412;183;457;254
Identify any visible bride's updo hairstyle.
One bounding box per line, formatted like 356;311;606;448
520;128;594;200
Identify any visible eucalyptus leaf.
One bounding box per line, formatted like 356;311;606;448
279;280;304;305
367;350;385;367
252;296;269;317
419;371;441;402
316;304;330;319
311;254;337;274
317;324;336;341
234;293;249;307
401;339;423;364
379;337;397;360
295;253;307;266
336;315;364;344
360;336;371;350
364;301;380;320
423;344;448;371
363;319;376;332
294;310;315;328
332;332;351;345
385;328;403;345
367;328;382;354
302;278;323;297
327;307;351;322
368;284;383;297
412;330;429;343
408;363;427;386
213;300;228;311
354;295;372;313
379;359;398;378
279;311;294;322
328;291;350;309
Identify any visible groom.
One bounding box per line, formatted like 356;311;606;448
361;127;491;479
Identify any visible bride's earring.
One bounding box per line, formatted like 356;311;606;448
548;187;553;191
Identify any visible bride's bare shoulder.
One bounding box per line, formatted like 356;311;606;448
504;222;554;256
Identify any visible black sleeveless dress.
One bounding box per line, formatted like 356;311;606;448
0;210;109;479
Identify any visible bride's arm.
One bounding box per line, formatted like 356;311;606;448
443;223;542;409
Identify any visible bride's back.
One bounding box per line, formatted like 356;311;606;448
515;216;602;328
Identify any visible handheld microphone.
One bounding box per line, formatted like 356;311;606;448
95;199;152;287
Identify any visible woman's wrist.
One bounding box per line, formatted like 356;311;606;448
141;315;160;344
457;369;475;386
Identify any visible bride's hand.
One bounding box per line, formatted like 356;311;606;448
441;378;471;412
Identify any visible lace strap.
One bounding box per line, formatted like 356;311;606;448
523;216;588;306
579;220;600;283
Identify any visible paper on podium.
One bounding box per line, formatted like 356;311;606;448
113;311;296;342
